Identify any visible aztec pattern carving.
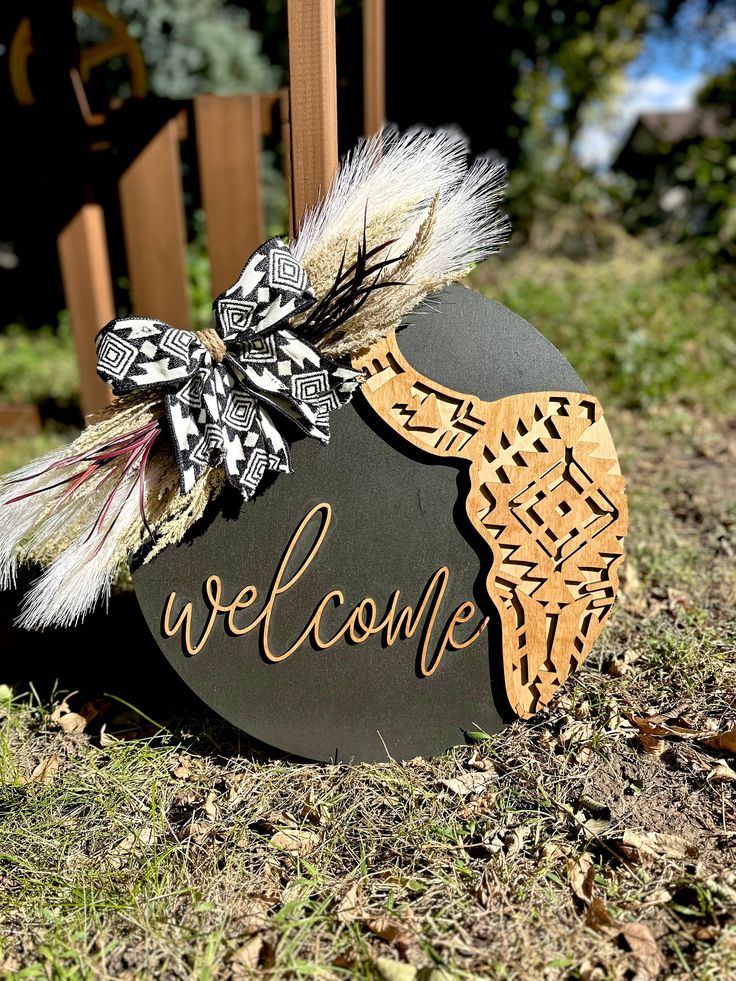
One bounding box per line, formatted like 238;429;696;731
353;334;628;717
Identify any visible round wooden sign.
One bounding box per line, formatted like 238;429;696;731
133;285;627;761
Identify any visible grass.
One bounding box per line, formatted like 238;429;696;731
1;239;735;978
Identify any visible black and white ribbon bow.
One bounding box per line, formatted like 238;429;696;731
96;238;362;498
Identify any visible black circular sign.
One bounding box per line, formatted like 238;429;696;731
134;285;587;761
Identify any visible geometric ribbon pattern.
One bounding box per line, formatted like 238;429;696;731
96;238;362;497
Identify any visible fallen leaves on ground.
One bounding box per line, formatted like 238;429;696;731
269;828;320;856
709;760;736;782
439;770;495;797
28;754;60;784
569;852;596;902
336;880;364;923
631;713;736;764
619;830;698;864
49;694;87;735
229;934;265;975
586;898;665;980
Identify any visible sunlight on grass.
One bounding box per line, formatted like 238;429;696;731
1;246;735;978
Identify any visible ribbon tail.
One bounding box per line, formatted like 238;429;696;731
215;370;289;499
166;370;223;494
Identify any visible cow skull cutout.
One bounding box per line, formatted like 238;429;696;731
354;331;628;718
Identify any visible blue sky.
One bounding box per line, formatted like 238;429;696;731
576;19;736;168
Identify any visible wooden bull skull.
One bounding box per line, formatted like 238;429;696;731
354;331;628;718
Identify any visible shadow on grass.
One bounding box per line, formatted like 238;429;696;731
0;572;295;761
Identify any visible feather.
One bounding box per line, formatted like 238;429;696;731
291;127;509;357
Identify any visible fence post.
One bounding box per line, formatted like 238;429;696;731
194;94;265;297
286;0;339;234
362;0;385;135
119;116;190;328
57;204;115;416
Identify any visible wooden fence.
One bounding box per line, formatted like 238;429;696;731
53;0;384;420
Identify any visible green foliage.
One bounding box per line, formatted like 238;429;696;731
473;245;736;414
0;315;79;406
504;0;650;160
697;62;736;107
668;137;736;258
0;429;76;475
97;0;279;98
614;63;736;261
186;209;214;332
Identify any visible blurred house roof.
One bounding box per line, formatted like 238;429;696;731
614;105;731;176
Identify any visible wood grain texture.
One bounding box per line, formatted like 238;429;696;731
354;333;628;717
119;117;190;327
0;404;41;436
280;88;294;238
362;0;385;135
287;0;339;230
57;204;115;416
194;94;264;297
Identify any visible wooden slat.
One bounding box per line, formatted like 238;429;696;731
0;404;42;437
279;88;294;237
362;0;386;135
119;117;190;328
260;91;280;136
194;94;264;298
57;204;115;417
287;0;339;231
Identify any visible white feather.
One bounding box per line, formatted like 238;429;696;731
15;463;145;631
292;127;475;261
0;444;76;589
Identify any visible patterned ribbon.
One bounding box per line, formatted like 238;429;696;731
96;238;362;498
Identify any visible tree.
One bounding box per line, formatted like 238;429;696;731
91;0;279;99
698;63;736;107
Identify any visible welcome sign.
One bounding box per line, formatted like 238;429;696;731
0;133;627;761
134;286;628;761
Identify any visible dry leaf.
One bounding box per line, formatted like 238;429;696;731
639;732;666;757
440;771;494;797
374;958;417;981
230;896;271;934
230;935;264;975
701;729;736;754
203;790;219;820
458;788;497;819
606;648;638;677
620;830;698;863
569;853;595;903
504;826;530;857
112;833;136;857
182;820;217;844
99;725;118;747
709;760;736;783
337;880;364;923
620;921;665;980
581;815;611;838
585;897;617;937
468;750;496;773
269;828;319;856
578;957;607;981
50;694;87;735
630;713;708;749
365;916;410;944
645;886;673;906
299;789;330;825
171;756;192;780
30;755;60;784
